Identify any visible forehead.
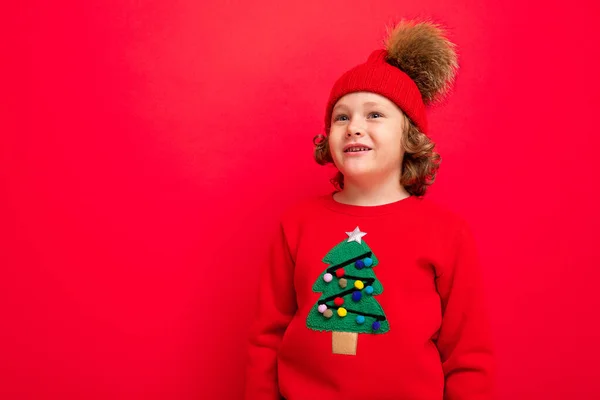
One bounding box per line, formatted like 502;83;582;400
333;92;394;111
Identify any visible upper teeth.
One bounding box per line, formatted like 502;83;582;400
347;147;369;152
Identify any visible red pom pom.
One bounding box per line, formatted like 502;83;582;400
335;268;345;278
334;297;344;306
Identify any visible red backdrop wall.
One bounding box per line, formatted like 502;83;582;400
2;0;600;399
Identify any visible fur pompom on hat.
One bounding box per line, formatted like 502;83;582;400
324;19;458;135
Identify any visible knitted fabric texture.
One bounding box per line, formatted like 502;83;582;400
324;49;428;134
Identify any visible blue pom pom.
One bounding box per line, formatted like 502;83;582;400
372;321;381;331
352;291;362;302
355;260;365;269
356;315;365;324
364;257;373;267
365;286;374;295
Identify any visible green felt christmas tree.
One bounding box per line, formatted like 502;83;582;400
306;227;389;355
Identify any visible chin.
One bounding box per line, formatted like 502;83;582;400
339;166;374;181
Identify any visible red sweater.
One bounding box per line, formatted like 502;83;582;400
244;193;494;400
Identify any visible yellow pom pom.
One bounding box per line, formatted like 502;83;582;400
337;307;347;317
354;280;364;290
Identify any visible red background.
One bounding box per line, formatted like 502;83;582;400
2;0;600;399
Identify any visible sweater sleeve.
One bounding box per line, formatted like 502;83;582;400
244;221;298;400
435;220;495;400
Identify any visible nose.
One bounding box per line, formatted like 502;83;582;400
346;120;365;137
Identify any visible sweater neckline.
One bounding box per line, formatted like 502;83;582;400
322;191;418;216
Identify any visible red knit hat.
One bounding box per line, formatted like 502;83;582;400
323;20;459;136
325;49;428;134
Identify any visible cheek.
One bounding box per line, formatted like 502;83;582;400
327;134;343;154
376;134;404;161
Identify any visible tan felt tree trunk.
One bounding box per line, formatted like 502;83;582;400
332;331;358;355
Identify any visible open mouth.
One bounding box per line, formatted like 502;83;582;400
344;147;372;153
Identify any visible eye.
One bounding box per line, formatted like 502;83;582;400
368;112;383;119
333;114;349;122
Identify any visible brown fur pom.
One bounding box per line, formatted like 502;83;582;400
384;19;458;105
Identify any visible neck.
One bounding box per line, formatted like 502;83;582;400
334;174;411;206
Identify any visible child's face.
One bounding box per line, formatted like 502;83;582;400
329;92;406;183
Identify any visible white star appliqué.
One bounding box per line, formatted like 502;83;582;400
346;226;367;244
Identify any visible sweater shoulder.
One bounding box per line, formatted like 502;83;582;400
415;197;470;232
276;194;327;256
415;198;477;272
